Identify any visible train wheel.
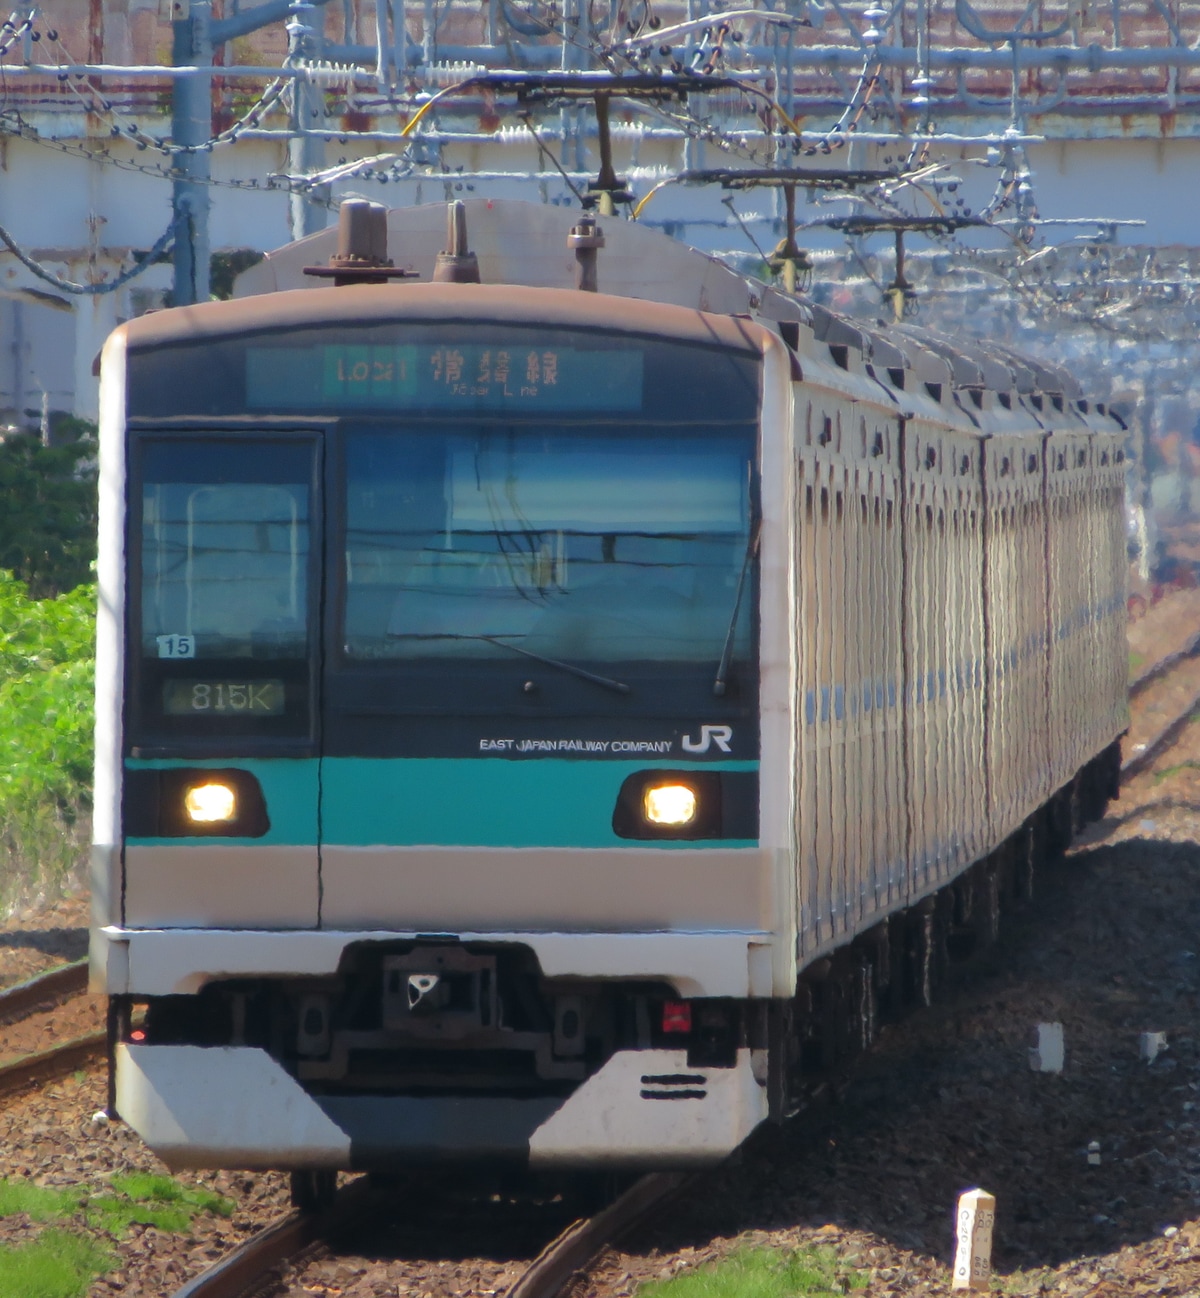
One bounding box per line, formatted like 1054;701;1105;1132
290;1169;337;1212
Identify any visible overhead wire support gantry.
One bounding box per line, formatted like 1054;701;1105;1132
6;0;1200;307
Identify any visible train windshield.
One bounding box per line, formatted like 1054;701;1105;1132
125;323;759;749
343;426;753;671
129;437;319;748
140;443;311;660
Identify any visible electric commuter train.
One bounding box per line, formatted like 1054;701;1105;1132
91;197;1128;1197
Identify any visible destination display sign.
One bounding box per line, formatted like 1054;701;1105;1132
163;679;286;716
246;343;644;413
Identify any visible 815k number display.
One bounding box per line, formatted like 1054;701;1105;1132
163;679;285;716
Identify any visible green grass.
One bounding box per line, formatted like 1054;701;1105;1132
637;1245;868;1298
96;1172;235;1232
0;1173;235;1296
0;1181;78;1224
1154;758;1200;784
0;1172;234;1235
0;1228;114;1298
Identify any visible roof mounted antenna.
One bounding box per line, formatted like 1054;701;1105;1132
304;199;417;287
568;215;605;292
432;201;481;284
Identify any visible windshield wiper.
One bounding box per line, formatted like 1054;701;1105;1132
713;518;761;697
390;632;631;695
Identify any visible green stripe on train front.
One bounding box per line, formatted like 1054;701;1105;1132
321;758;758;848
124;757;758;849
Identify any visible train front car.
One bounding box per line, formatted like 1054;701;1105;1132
91;261;798;1176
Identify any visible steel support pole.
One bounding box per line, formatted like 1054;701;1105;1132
171;2;213;305
288;3;330;239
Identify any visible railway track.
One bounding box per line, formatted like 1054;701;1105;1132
1122;639;1200;778
1128;626;1200;700
0;1029;107;1099
0;958;105;1099
173;1172;685;1298
0;956;88;1021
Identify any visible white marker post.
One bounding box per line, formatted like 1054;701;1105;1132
1139;1031;1168;1062
1028;1022;1064;1072
952;1188;996;1291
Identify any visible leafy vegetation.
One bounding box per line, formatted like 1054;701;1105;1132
0;1173;234;1296
0;425;98;911
637;1245;868;1298
0;571;96;911
0;428;97;600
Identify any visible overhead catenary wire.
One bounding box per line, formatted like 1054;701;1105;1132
0;0;1144;309
519;112;588;203
0;218;174;294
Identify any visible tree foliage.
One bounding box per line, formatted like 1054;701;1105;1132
0;429;98;599
0;571;95;909
0;571;96;813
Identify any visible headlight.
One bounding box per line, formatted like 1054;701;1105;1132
612;769;756;840
643;783;697;827
183;781;237;823
124;767;270;838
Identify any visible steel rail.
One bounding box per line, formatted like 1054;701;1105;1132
171;1206;327;1298
508;1173;685;1298
1122;686;1200;779
1129;627;1200;701
0;1030;107;1099
172;1170;684;1298
0;958;89;1023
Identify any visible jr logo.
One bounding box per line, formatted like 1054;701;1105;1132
681;724;733;754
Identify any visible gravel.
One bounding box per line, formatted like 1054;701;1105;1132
0;892;89;991
0;1060;292;1295
5;592;1200;1296
572;605;1200;1297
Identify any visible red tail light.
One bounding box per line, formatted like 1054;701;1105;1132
661;1000;692;1033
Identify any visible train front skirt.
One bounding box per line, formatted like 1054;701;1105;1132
115;1042;769;1170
